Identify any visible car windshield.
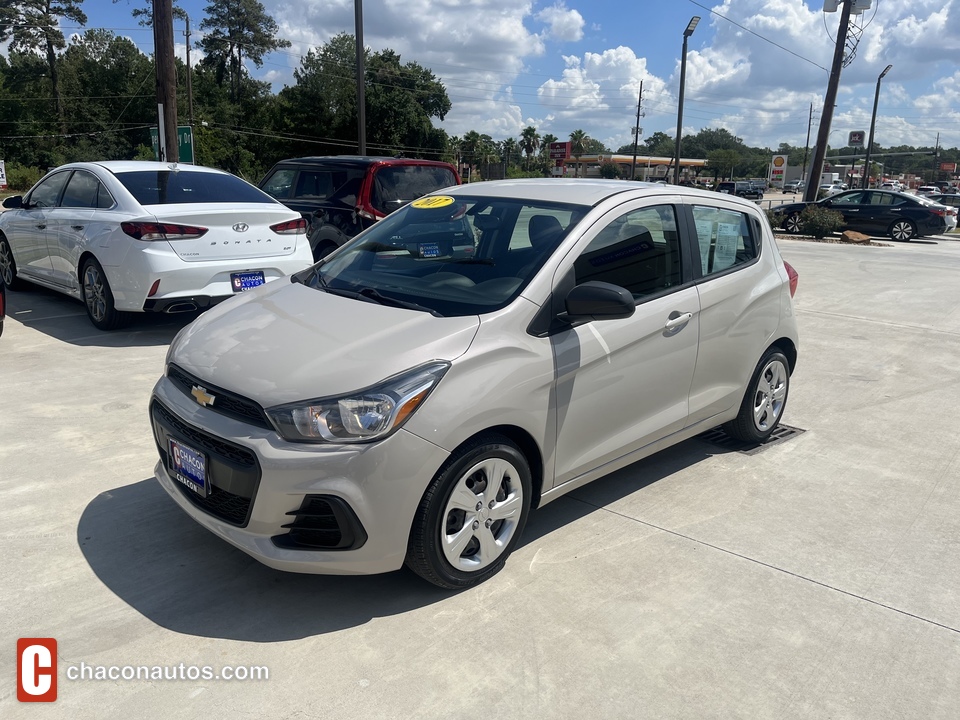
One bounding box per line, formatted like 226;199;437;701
115;170;276;205
298;194;586;317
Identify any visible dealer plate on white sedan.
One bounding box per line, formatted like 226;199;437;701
231;271;265;292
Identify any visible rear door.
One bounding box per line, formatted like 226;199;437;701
822;190;868;232
45;169;113;289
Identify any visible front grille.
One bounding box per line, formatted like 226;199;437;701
167;364;272;430
151;400;261;527
272;495;367;550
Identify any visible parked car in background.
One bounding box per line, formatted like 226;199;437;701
0;161;313;330
783;180;805;193
916;185;940;196
716;181;763;200
926;194;959;231
819;183;846;197
879;181;902;191
259;156;461;261
772;188;948;241
150;179;799;589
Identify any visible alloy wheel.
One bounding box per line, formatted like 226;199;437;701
83;264;108;323
0;242;14;285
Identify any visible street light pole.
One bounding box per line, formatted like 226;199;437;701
862;64;892;189
354;0;366;155
631;79;643;180
674;16;699;185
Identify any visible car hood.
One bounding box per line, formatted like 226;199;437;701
168;279;481;406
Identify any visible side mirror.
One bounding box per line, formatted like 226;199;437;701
562;281;635;322
2;195;23;209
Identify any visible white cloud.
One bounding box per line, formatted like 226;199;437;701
536;2;584;42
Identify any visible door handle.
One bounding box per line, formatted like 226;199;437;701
36;223;46;229
71;225;84;231
664;312;693;330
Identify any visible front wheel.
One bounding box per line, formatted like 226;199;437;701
406;434;532;589
724;349;790;443
783;213;802;234
81;258;130;331
0;236;26;290
889;219;916;242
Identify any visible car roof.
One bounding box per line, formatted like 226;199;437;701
52;160;231;175
271;156;455;169
438;178;732;206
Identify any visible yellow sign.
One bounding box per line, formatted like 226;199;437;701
411;196;455;209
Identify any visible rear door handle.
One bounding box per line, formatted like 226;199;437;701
664;312;693;330
36;223;46;229
71;225;84;231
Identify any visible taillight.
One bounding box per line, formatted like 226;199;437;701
783;260;799;298
121;221;208;241
270;218;307;235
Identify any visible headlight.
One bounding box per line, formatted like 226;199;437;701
267;361;450;443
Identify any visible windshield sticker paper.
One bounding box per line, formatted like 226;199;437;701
411;196;455;209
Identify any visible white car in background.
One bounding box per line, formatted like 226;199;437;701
0;161;313;330
819;183;846;197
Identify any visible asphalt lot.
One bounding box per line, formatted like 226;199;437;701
2;234;960;719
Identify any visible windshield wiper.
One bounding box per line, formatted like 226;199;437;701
322;285;442;317
357;287;443;317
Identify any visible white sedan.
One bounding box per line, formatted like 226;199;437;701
0;161;314;330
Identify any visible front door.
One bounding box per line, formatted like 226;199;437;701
551;200;700;488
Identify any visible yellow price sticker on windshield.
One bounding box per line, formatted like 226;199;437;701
411;196;455;209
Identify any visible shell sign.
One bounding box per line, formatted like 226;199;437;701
770;154;788;183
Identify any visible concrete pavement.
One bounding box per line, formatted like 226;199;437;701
2;236;960;719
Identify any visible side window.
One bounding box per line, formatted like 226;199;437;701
261;169;295;199
691;205;759;276
61;170;110;208
573;205;681;299
26;172;70;208
294;171;335;200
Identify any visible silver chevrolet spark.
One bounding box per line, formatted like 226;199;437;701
151;179;799;589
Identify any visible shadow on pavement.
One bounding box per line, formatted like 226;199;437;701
77;436;721;642
4;283;199;347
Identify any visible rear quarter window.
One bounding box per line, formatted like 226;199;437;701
691;205;759;276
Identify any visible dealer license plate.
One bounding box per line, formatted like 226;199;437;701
231;271;265;292
169;438;208;497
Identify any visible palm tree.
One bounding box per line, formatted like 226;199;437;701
570;129;588;178
502;137;519;176
460;130;482;182
520;126;541;171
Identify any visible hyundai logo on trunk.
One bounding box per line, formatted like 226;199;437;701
233;223;249;232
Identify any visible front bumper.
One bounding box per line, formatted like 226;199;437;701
150;375;450;575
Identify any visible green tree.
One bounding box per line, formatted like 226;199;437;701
520;126;540;170
0;0;88;131
569;129;588;177
642;131;675;157
199;0;290;102
707;148;740;181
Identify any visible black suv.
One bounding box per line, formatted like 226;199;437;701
259;156;461;260
717;181;763;200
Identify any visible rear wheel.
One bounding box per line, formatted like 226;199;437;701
406;434;531;589
312;241;337;262
889;220;916;242
784;213;802;234
724;349;790;443
0;236;26;290
81;258;130;331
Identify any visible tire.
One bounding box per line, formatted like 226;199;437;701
783;213;802;234
0;235;26;290
406;434;532;590
312;241;337;262
81;257;130;330
889;220;916;242
723;349;790;443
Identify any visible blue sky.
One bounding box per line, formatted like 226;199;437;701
85;1;959;152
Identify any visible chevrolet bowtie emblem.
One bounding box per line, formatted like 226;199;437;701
191;385;216;407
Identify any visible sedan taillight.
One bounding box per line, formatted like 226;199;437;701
270;218;307;235
121;221;208;241
783;260;799;298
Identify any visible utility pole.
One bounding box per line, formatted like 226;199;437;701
354;0;366;155
153;0;178;163
631;80;643;180
185;14;194;130
802;0;854;202
801;103;813;184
